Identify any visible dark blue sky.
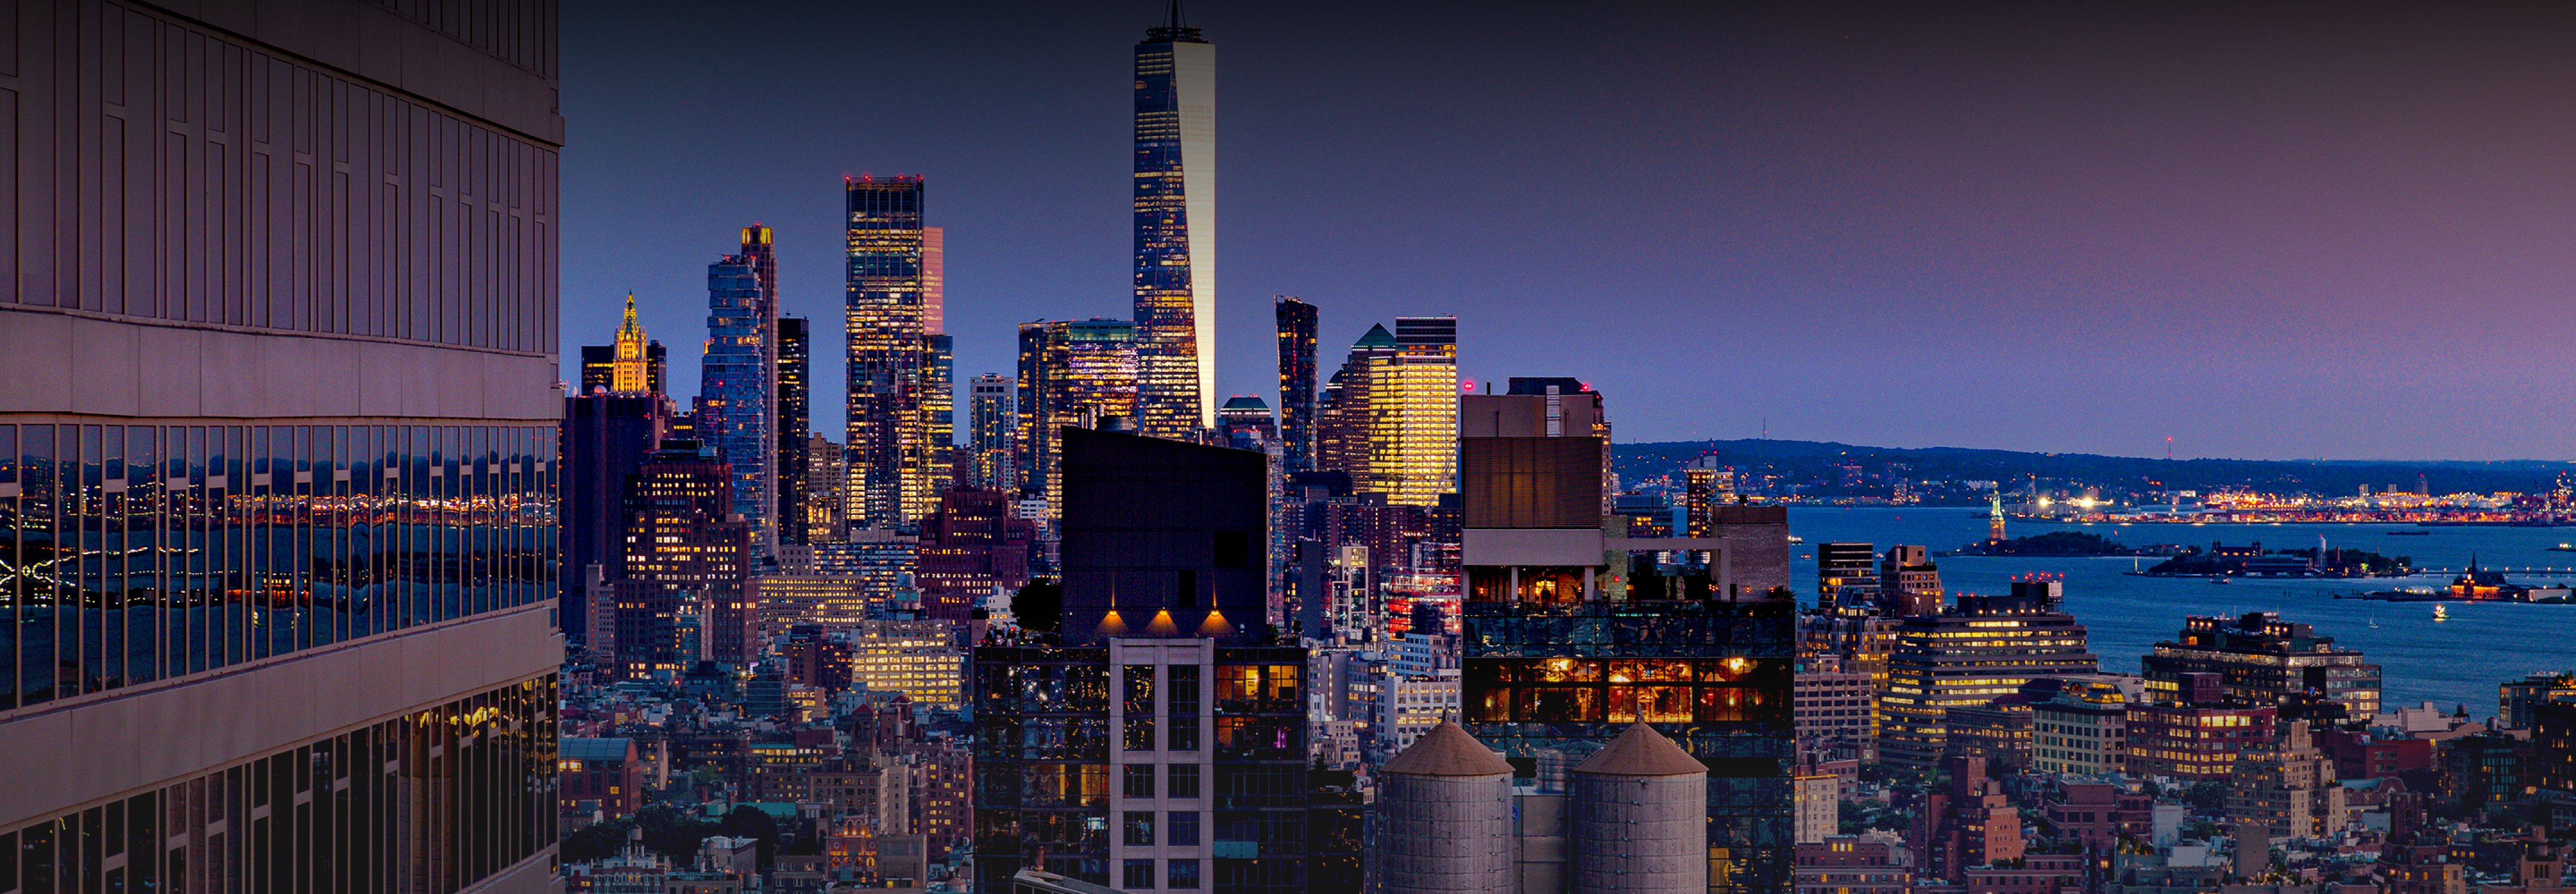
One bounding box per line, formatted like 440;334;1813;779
561;2;2576;461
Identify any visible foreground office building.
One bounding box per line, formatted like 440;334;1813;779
0;1;565;890
974;430;1360;893
1459;387;1795;894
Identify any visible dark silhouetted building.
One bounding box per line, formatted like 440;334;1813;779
1058;428;1268;644
565;390;674;644
1274;296;1318;471
779;315;812;545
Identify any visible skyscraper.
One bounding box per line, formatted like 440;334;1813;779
581;293;668;396
1133;7;1219;437
970;374;1018;492
565;380;674;645
927;332;957;498
846;176;933;527
0;1;564;887
778;316;812;546
1315;317;1459;507
616;442;756;679
1015;319;1141;510
701;236;778;554
1274;296;1318;471
1458;385;1796;894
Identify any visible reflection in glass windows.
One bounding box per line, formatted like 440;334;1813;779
0;421;558;712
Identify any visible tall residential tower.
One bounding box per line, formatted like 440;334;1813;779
0;1;565;888
1133;8;1219;437
778;316;812;545
700;226;781;554
1274;296;1318;471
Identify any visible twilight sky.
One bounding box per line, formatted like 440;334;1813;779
560;2;2576;461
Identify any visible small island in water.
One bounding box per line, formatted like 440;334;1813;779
2140;542;2411;578
1943;530;2140;557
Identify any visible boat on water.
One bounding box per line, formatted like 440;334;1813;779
2550;543;2576;552
2209;576;2231;585
2368;613;2380;629
2388;530;2432;536
2433;604;2449;621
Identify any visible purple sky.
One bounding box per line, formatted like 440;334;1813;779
560;2;2576;461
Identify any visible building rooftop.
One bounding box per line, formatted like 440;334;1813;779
562;737;633;761
1381;721;1513;777
1574;724;1708;778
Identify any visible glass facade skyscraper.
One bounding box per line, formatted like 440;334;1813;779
1133;11;1219;438
1314;317;1459;507
970;373;1018;492
0;1;565;890
1273;296;1318;473
845;177;937;527
1015;319;1140;511
700;230;779;555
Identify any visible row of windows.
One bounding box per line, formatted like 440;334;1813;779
1120;763;1202;800
0;423;558;712
11;5;559;352
0;675;556;893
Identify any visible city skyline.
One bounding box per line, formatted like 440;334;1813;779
561;2;2576;461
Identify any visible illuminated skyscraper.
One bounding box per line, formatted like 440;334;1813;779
845;176;934;527
701;231;779;554
927;332;957;499
1134;7;1219;437
778;316;812;546
581;293;668;396
616;442;756;678
970;373;1018;492
1;0;562;885
1315;316;1459;507
1015;319;1140;510
1274;296;1318;471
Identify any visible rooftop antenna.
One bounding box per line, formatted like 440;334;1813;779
1166;0;1183;29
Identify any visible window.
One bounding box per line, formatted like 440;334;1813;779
1166;764;1200;799
1125;859;1158;890
1168;811;1200;847
1124;665;1158;752
1124;764;1156;799
1168;666;1201;751
1169;858;1202;889
1125;811;1155;847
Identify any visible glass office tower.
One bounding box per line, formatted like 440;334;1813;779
1133;9;1219;437
845;176;933;527
0;1;565;890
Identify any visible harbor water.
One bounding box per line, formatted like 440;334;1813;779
1784;506;2576;716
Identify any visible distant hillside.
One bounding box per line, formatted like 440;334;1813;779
1612;439;2569;498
